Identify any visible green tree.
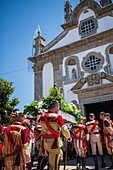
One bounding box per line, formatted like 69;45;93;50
0;77;20;126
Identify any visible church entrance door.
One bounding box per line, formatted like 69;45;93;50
84;100;113;122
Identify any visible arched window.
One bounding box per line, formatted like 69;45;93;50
65;56;81;83
106;44;113;75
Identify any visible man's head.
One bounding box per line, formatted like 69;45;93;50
89;113;95;121
100;111;106;120
54;84;57;89
15;112;25;123
12;108;20;116
48;100;60;114
13;108;20;113
106;113;110;119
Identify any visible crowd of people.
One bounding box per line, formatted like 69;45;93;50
0;100;113;170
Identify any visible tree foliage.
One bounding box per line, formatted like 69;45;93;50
0;77;20;126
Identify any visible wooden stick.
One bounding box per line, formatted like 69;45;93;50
64;141;68;170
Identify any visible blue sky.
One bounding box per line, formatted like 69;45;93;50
0;0;100;111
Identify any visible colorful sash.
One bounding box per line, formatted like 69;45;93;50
73;126;87;149
89;120;98;134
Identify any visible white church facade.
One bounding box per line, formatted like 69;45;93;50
29;0;113;120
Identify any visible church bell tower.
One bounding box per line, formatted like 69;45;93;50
33;26;45;56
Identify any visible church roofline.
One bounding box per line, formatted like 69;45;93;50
31;1;113;55
29;28;113;64
62;0;113;30
41;1;113;52
41;30;68;53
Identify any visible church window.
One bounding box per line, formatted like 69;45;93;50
65;56;81;84
106;44;113;75
82;52;104;73
79;16;98;38
85;55;101;71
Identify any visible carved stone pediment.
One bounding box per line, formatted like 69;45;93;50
71;72;113;91
71;77;86;91
72;83;113;100
100;72;113;82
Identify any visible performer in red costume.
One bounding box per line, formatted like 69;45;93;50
72;118;89;170
22;115;32;142
35;109;49;170
100;111;113;169
2;112;32;170
37;100;71;170
106;113;113;128
86;113;106;170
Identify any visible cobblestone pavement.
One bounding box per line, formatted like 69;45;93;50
32;155;112;170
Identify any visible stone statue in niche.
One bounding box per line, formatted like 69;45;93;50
87;73;100;86
72;68;77;80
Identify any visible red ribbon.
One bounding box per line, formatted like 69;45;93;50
74;136;87;149
104;133;111;146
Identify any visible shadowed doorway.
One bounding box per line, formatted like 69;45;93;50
84;100;113;122
84;100;113;155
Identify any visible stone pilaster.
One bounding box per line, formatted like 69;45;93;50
33;64;43;101
52;58;63;88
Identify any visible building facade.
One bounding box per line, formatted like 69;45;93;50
29;0;113;120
